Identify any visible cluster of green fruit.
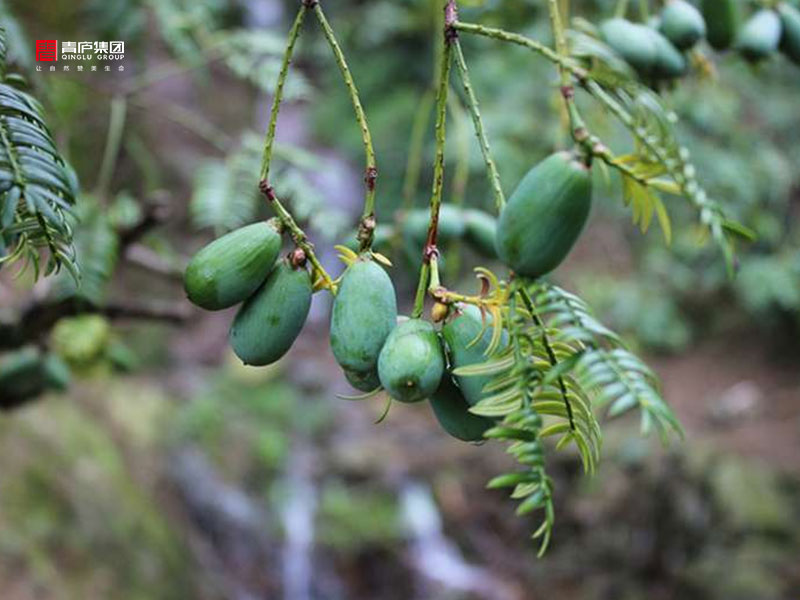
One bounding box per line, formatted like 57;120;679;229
184;149;592;441
601;0;800;80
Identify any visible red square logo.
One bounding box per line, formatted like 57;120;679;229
36;40;57;61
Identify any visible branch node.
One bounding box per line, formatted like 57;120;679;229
259;180;276;201
289;247;308;268
423;244;439;264
357;214;376;249
364;166;378;191
301;0;318;7
444;0;459;42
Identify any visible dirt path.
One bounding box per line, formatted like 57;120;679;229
652;337;800;472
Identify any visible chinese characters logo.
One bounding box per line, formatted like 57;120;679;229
36;40;58;62
34;39;127;72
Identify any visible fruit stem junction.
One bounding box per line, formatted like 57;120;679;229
260;182;336;293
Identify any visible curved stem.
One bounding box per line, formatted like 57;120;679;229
451;39;505;213
453;21;583;75
259;5;308;183
312;3;378;247
546;0;592;154
256;6;334;292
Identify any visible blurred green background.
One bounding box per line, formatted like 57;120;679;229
1;0;799;598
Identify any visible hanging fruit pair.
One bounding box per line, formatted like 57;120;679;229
184;219;313;366
375;309;495;442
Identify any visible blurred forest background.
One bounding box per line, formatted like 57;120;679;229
0;0;799;598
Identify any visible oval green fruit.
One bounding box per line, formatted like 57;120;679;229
600;18;659;76
659;0;707;50
229;260;312;366
330;257;398;373
651;30;688;78
736;10;782;61
378;319;444;403
0;347;46;408
429;375;493;442
701;0;740;50
463;209;498;258
495;151;592;279
344;368;381;393
778;3;800;65
442;304;507;407
185;220;282;311
402;205;466;246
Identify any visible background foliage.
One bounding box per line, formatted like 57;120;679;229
0;0;798;598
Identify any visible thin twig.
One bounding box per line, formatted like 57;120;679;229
451;39;505;213
312;3;378;248
260;183;336;292
259;5;308;183
411;0;455;318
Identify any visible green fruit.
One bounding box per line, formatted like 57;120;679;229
600;19;659;76
51;315;111;368
463;209;498;258
701;0;740;50
402;206;465;245
652;30;689;78
442;304;507;407
229;260;312;366
778;3;800;64
495;152;592;279
737;10;782;61
0;347;46;406
429;376;493;442
185;220;282;311
330;257;397;373
378;319;444;403
344;368;381;393
659;0;707;50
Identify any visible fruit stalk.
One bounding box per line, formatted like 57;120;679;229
547;0;592;155
259;5;308;183
412;0;455;319
453;21;585;77
312;3;378;249
451;39;506;213
260;183;335;292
